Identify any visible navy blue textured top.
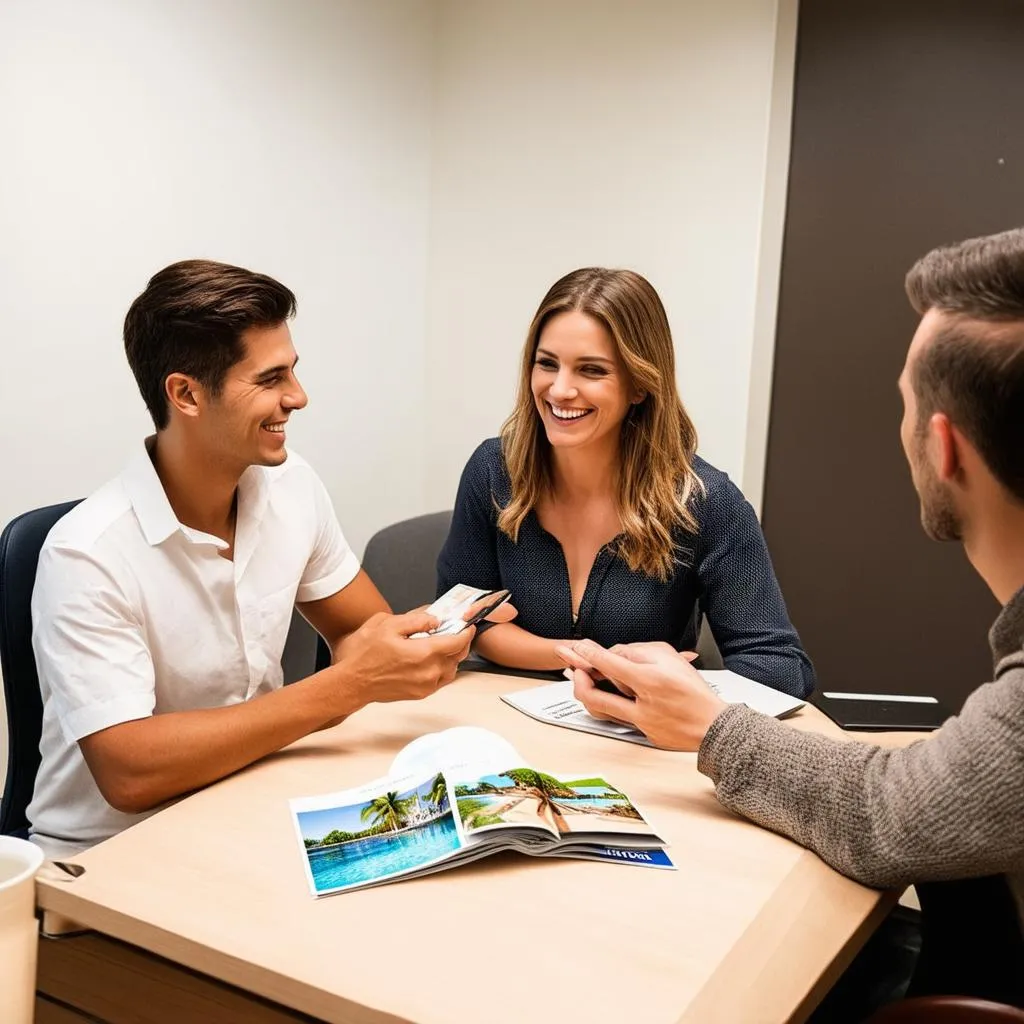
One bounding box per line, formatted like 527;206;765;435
437;438;815;697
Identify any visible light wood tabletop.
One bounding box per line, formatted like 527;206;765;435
35;672;922;1024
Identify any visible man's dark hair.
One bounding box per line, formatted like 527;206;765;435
905;227;1024;502
123;259;297;430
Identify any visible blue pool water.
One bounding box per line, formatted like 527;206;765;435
306;814;461;894
557;796;628;810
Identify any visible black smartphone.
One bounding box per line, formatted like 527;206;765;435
593;678;636;701
461;589;512;629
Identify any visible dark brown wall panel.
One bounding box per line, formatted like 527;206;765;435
764;0;1024;709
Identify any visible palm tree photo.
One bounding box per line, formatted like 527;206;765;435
427;772;449;814
360;791;414;833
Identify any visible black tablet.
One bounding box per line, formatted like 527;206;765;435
813;692;951;732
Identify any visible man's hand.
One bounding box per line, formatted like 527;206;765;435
554;639;727;751
563;641;697;688
334;610;475;706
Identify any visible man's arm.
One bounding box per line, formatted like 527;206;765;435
79;664;365;813
697;672;1024;889
80;610;474;814
298;568;390;651
296;570;392;730
559;639;1024;891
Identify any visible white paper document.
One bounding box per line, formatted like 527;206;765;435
501;670;805;745
701;670;806;718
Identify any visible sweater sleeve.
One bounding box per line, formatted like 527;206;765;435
696;657;1024;889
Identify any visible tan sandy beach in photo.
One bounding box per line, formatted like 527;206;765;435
486;795;555;829
556;809;653;835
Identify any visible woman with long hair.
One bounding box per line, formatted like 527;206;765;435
437;268;813;697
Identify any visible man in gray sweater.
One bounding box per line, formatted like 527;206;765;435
557;227;1024;1007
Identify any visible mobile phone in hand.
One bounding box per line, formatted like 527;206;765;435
461;589;512;629
593;678;636;701
410;585;511;638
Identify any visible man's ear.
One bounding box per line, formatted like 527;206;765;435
165;373;201;419
929;412;961;481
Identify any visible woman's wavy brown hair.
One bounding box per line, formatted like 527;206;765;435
498;268;704;580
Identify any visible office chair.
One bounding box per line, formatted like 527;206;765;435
692;607;724;669
314;510;453;671
0;499;82;835
362;510;454;614
869;996;1024;1022
903;876;1024;1008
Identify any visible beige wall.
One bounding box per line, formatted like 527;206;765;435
424;0;795;512
0;0;797;797
0;0;436;556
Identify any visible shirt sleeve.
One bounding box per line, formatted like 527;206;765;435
695;476;816;697
697;658;1024;890
295;468;360;603
32;545;156;743
436;444;504;598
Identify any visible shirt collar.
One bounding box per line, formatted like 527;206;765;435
122;437;181;547
233;462;270;575
121;436;270;551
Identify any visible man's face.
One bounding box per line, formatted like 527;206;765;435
198;322;308;472
899;311;962;542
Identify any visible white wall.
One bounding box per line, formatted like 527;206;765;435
0;0;796;793
0;0;435;553
424;0;791;510
0;0;436;794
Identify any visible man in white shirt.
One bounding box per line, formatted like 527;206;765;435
28;259;500;858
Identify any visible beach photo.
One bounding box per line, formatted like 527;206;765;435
454;768;567;835
548;776;653;836
453;769;653;838
296;772;461;895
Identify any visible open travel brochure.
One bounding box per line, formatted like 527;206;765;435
290;727;672;897
500;669;806;746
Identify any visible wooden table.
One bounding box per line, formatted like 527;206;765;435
34;671;921;1024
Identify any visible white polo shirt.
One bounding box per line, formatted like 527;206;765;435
27;440;359;858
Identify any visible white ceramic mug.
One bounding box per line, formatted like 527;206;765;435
0;836;45;1024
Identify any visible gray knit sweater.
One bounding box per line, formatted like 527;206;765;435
698;585;1024;930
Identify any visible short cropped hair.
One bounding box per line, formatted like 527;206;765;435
124;259;296;429
905;228;1024;502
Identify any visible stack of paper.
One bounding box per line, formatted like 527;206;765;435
500;670;805;745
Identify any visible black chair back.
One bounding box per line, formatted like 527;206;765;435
909;875;1024;1008
362;510;454;613
0;500;81;834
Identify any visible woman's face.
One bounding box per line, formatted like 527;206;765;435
530;311;640;453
